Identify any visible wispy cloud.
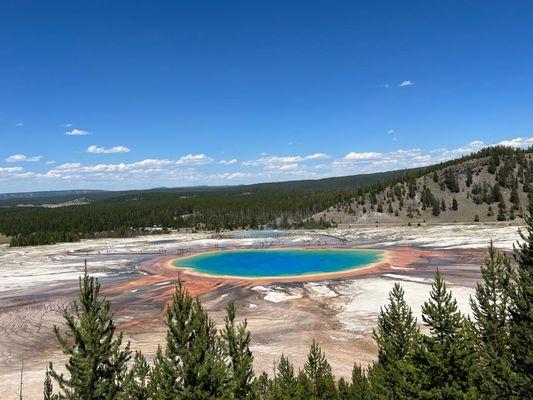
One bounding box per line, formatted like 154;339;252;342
0;166;24;173
305;153;330;160
497;137;533;147
5;154;43;162
87;145;130;154
399;80;413;87
243;153;329;167
65;128;89;136
46;160;57;165
218;172;254;180
219;159;238;165
387;129;395;134
177;154;214;165
16;122;23;127
344;152;382;160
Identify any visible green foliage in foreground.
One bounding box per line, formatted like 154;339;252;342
44;204;533;399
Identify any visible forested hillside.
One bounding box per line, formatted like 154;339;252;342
0;189;354;246
1;146;532;246
316;146;533;225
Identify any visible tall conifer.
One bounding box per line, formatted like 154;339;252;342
303;340;338;400
48;265;131;400
165;280;227;399
509;199;533;396
416;270;478;398
270;355;297;400
470;243;514;398
369;283;421;398
220;301;256;399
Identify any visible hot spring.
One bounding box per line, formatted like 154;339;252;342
172;248;384;278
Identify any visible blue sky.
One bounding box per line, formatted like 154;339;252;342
1;1;532;192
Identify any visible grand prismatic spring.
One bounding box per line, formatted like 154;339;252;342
172;248;384;278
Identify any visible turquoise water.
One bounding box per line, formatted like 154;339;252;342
172;248;383;278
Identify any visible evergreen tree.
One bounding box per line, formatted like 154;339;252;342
369;284;421;398
165;280;228;399
492;184;503;203
256;372;271;400
295;370;314;400
337;377;351;400
349;363;371;400
303;340;338;399
510;185;520;209
497;200;507;221
452;197;458;211
416;270;478;398
508;199;533;397
44;366;56;400
466;169;473;187
432;198;440;216
470;243;514;399
120;351;150;400
270;355;297;400
220;301;256;399
48;265;131;400
147;345;179;399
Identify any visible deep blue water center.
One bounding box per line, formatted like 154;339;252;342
172;249;383;278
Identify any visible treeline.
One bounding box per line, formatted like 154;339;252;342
43;204;533;399
4;146;533;246
0;189;352;246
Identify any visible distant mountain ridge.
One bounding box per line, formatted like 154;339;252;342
0;168;418;206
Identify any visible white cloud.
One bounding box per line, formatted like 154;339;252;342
131;159;174;168
65;128;89;136
399;80;413;87
305;153;330;160
5;154;43;162
0;166;23;173
243;153;329;167
87;145;130;154
62;123;72;128
3;136;532;191
344;152;382;160
46;160;57;165
243;155;303;167
279;163;299;171
56;162;82;170
16;122;23;127
387;129;395;134
496;137;533;148
218;172;253;180
219;159;238;165
177;153;214;165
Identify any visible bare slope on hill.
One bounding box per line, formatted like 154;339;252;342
314;147;533;224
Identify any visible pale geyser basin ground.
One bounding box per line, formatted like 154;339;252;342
172;248;384;278
0;224;523;399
